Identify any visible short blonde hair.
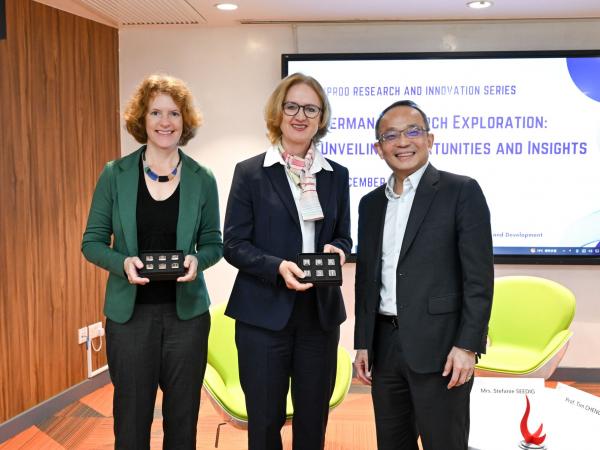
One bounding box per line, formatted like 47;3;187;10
124;74;202;146
264;73;331;144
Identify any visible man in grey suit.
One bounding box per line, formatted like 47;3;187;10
354;100;494;450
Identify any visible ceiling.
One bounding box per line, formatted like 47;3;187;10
36;0;600;27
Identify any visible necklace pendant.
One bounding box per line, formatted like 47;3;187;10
142;150;181;183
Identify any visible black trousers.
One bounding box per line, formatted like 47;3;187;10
371;319;473;450
105;303;210;450
235;293;339;450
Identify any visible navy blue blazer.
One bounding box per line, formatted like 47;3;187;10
223;150;352;331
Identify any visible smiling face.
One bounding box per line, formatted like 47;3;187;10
145;93;183;152
375;106;434;180
279;83;322;153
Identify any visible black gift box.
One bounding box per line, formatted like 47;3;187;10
297;252;342;286
138;251;186;281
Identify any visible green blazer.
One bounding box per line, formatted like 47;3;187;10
82;147;223;323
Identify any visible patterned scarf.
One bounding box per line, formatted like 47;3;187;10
278;142;324;221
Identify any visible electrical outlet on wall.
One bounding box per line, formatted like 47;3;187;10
88;322;104;340
78;327;88;344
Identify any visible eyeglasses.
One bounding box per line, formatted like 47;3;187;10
379;126;429;143
282;102;322;119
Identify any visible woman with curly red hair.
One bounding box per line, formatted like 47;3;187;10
82;74;222;449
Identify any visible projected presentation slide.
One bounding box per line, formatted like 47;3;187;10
285;53;600;262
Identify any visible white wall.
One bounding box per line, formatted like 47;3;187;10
119;20;600;368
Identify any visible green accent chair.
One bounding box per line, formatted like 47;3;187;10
202;302;354;447
475;276;576;379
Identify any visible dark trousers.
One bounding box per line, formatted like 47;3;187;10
235;293;339;450
105;303;210;450
371;319;473;450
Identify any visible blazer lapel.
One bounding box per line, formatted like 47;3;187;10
264;163;301;232
398;164;439;262
371;186;388;280
314;169;332;245
116;150;141;256
177;152;201;252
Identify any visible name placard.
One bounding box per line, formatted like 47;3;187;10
469;377;600;450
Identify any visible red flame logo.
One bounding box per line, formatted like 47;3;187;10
520;395;546;445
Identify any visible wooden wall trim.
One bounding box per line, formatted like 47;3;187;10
0;0;119;422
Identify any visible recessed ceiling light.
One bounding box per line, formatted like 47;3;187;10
215;3;238;11
466;1;493;9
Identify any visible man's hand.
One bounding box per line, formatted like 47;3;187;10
443;346;476;389
354;349;372;385
279;260;313;291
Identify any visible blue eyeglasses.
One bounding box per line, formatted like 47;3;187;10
379;126;429;143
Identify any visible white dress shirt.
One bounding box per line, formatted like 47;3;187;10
263;144;333;253
379;163;429;316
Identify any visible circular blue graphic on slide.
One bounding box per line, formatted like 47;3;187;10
566;58;600;102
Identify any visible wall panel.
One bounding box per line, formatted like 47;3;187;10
0;0;119;422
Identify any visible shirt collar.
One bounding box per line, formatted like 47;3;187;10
263;144;333;173
385;162;429;200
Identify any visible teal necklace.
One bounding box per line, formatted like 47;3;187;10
142;150;181;182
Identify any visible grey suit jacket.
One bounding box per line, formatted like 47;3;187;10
354;164;494;373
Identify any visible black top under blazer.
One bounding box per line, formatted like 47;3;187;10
354;164;494;374
223;152;352;331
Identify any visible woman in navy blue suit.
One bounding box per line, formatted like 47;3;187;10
223;73;351;450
